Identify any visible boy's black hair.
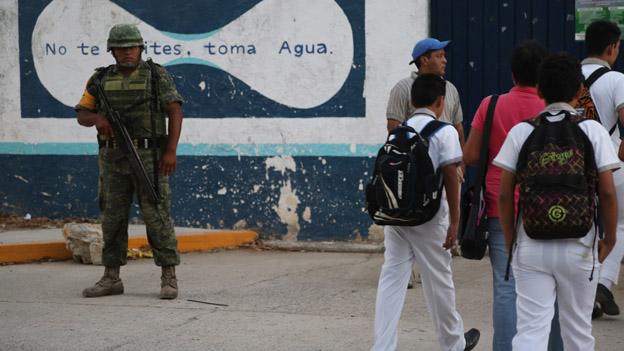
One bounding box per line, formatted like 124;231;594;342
511;40;548;87
538;53;583;105
411;73;446;108
585;20;621;56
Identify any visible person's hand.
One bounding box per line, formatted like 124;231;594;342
94;115;114;137
444;223;458;250
159;150;177;176
457;165;465;183
598;237;616;263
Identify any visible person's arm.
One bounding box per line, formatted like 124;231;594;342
387;119;400;132
498;169;516;251
597;170;617;263
386;79;409;133
463;127;482;166
76;79;114;136
441;162;460;250
77;110;114;137
454;122;466;149
618;108;624;161
159;102;183;176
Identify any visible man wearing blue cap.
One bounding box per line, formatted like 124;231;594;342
386;38;465;148
386;38;465;290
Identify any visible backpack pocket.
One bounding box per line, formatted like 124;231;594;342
521;182;594;239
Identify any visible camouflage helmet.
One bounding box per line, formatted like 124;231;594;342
107;24;144;51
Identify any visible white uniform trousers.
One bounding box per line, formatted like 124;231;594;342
373;205;465;351
599;180;624;287
512;239;598;351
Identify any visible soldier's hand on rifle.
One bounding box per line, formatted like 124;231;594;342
94;115;114;137
160;150;177;176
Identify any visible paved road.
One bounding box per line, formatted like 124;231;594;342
0;250;622;350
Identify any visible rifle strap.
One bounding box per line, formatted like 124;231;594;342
147;59;162;199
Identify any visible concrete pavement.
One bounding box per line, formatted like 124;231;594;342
0;249;622;351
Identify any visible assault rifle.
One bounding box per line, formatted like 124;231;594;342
91;77;162;204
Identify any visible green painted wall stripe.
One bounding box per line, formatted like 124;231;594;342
0;143;381;157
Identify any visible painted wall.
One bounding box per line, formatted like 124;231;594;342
0;0;428;240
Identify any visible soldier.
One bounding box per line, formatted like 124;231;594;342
76;24;183;299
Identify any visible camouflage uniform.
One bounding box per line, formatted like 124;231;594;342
76;46;183;268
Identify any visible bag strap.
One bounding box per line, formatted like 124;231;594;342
504;208;521;281
476;95;499;186
419;119;448;140
584;66;610;88
584;66;617;133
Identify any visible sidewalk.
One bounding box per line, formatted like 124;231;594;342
0;249;622;350
0;225;257;264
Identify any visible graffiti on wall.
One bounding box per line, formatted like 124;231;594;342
19;0;365;118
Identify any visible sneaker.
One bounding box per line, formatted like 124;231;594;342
596;283;620;316
464;328;480;351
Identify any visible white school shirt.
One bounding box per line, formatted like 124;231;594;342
493;103;620;247
582;58;624;185
402;108;463;171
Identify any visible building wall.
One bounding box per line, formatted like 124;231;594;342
0;0;428;240
431;0;624;132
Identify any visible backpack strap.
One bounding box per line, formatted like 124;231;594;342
584;66;618;134
584;66;610;88
419;119;449;140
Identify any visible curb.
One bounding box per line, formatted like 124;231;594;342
260;240;384;253
0;230;258;264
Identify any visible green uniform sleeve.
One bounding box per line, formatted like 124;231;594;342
156;66;183;107
74;73;100;112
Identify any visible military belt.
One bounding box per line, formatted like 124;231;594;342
98;137;163;149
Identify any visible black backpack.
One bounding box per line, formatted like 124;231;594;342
366;118;448;226
516;112;598;239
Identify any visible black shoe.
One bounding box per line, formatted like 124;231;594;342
407;271;416;290
464;328;480;351
596;283;620;316
592;301;603;320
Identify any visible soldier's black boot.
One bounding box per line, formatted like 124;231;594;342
82;266;124;297
160;266;178;299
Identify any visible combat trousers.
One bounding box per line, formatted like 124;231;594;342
512;239;597;351
98;150;180;267
373;203;466;351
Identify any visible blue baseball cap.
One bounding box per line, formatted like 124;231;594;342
409;38;450;65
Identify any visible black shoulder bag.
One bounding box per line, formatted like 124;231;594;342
459;95;499;260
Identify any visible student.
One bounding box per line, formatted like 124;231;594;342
372;74;479;351
386;37;466;289
464;40;555;350
581;20;624;318
495;53;618;350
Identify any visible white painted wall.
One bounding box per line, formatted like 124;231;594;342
0;0;428;150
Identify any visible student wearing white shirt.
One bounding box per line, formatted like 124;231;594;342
581;20;624;318
372;74;479;351
495;53;618;351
